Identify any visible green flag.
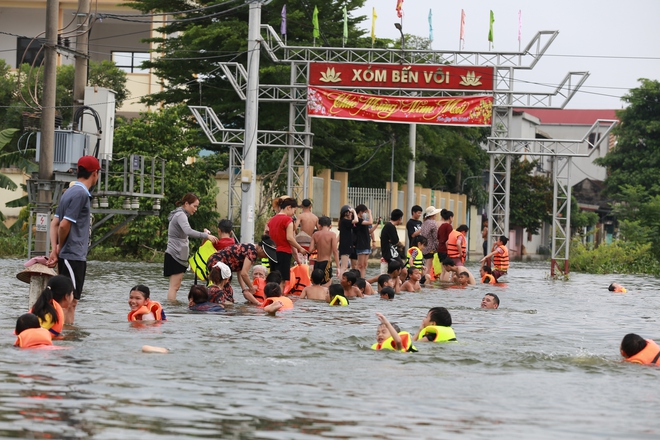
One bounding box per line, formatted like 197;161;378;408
343;6;348;45
488;10;494;43
313;6;320;39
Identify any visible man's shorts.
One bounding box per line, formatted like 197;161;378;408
58;259;87;300
451;257;465;267
314;260;332;284
493;269;507;281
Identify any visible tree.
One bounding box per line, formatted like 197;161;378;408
508;158;552;235
595;79;660;197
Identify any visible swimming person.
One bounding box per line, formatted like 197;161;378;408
372;313;416;352
481;293;500;309
341;271;363;298
30;275;74;337
401;267;423;292
261;282;294;313
441;258;476;285
480;266;497;284
414;307;457;342
207;261;234;305
127;285;166;321
328;284;349;306
188;285;225;312
379;287;395;300
14;313;53;348
609;283;627;293
620;333;660;365
299;269;329;301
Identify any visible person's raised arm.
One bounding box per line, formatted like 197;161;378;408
376;313;402;350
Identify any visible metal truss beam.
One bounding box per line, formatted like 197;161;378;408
551;157;571;276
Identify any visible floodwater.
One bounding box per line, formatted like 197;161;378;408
0;257;659;439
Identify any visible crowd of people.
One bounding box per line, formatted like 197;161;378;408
15;174;649;363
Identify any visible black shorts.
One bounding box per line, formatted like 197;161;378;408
274;251;292;282
164;252;187;277
423;253;435;260
314;260;332;284
58;259;87;300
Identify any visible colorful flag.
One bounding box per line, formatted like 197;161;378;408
488;10;494;43
460;9;466;49
281;4;286;36
396;0;404;19
343;6;348;46
428;9;433;43
518;10;522;43
371;7;377;45
313;6;320;39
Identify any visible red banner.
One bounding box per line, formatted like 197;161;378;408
309;63;494;91
307;87;493;126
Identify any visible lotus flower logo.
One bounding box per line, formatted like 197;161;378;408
459;71;483;87
319;67;342;83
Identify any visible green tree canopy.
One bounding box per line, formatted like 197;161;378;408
508;158;552;235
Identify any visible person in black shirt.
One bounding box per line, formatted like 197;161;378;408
380;209;406;281
406;205;423;248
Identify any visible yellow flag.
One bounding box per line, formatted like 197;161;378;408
371;7;377;45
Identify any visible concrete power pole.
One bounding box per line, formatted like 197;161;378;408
39;0;58;182
406;122;416;247
72;0;91;131
241;0;262;243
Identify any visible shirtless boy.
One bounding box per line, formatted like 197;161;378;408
401;267;423;292
295;199;319;250
309;216;339;286
300;269;329;301
441;258;477;285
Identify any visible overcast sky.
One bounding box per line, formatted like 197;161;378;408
354;0;660;109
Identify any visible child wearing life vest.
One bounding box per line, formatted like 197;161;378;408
372;313;416;352
262;282;294;313
14;313;53;348
127;285;166;321
328;283;349;306
609;282;627;293
480;266;497;284
188;285;225;312
620;333;660;365
413;307;457;342
30;275;74;337
300;269;329;301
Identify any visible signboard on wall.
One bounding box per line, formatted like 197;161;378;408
309;63;494;91
307;86;493;126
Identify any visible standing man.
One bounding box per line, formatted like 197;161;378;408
47;155;100;324
406;205;423;247
380;209;405;274
295;199;319;250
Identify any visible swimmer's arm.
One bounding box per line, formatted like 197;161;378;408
299;287;309;299
468;271;477;285
243;289;261;305
376;313;403;350
263;301;283;313
354;286;364;298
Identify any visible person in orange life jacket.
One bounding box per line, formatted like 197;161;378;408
401;267;423;292
480;266;497;284
446;224;469;266
127;285;166;321
251;265;268;302
413;307;455;342
207;261;235;305
30;275;74;337
480;235;509;281
375;313;404;350
14;313;53;348
620;333;660;365
441;258;476;285
300;269;329;301
188;285;225;312
262;282;294;313
609;282;627;293
341;271;363;299
481;293;499;309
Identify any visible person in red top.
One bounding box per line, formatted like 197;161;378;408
436;209;454;262
265;196;308;285
213;219;237;251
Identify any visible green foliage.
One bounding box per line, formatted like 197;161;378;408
508;158;553;235
570;239;660;276
606;185;660;259
570;196;599;232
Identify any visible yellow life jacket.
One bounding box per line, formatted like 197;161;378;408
329;295;349;306
371;331;418;352
261;257;270;269
418;325;457;342
406;246;424;270
188;240;217;282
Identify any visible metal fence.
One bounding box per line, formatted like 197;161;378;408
347;187;390;222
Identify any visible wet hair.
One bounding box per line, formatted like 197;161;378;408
409;266;421;275
355;204;368;214
16;313;41;335
377;274;391;289
342;271;357;286
620;333;647;358
428;307;452;327
456;224;469;232
355;277;366;291
311;269;324;285
302;199;312;207
380;287;395;299
390;209;404;221
442;257;455;266
130;285;151;299
319;216;331;227
412;235;427;247
32;275;74;326
411;205;422;214
264;282;282;298
328;284;345;299
498;235;508;245
440;209;453;221
485;293;500;306
387;260;401;274
608;283;617;292
459;271;469;278
176;193;199;207
266;270;283;285
378;319;400;332
482;265;493;274
217;219;233;233
209;266;230;285
188;285;209;304
278;197;298;210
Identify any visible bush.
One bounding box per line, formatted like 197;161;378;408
0;234;27;257
570;239;660;276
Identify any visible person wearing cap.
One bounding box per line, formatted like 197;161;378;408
419;206;441;279
206;237;278;305
47;155;100;325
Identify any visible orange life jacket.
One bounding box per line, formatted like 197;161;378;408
446;230;466;260
626;339;660;365
253;278;266;302
493;245;509;271
284;264;311;295
481;274;496;284
14;328;53;348
261;296;294;310
127;300;166;321
29;300;65;337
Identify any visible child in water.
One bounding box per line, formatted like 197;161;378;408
30;275;74;337
401;267;423;292
372;313;416;352
413;307;456;342
262;282;294;313
328;283;349;306
188;285;225;312
128;285;166;321
207;261;234;305
620;333;660;365
300;269;329;301
14;313;53;348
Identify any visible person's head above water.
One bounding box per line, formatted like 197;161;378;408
620;333;647;358
481;293;499;309
609;282;627;293
422;307;452;327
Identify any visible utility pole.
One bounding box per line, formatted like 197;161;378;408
406;123;416;246
241;0;262;243
40;0;58;182
72;0;91;131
